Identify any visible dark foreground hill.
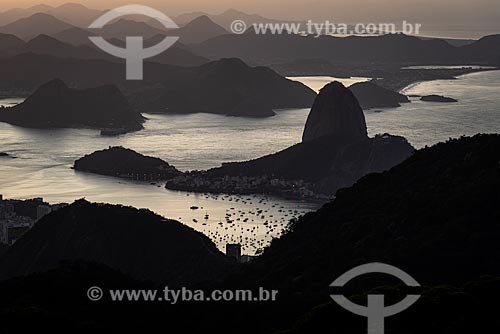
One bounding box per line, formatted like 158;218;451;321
74;146;181;180
0;200;231;286
237;133;500;280
0;79;144;132
212;133;500;332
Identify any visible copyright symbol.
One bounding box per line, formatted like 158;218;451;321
87;286;103;301
230;20;247;34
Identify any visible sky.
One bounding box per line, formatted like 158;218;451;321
1;0;499;37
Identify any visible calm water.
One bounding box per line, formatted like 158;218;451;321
401;65;497;70
1;70;499;252
0;109;319;254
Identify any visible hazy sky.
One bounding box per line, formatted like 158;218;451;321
1;0;500;31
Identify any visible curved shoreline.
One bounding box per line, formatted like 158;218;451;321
398;68;500;94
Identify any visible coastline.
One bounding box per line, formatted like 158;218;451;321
376;67;498;93
397;68;500;93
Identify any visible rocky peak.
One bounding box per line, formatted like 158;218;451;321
302;81;368;142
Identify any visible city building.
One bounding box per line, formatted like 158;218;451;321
37;205;52;221
1;216;34;245
0;196;65;245
226;243;242;262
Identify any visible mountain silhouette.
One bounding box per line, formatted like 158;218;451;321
192;32;500;66
0;33;24;55
349;81;410;109
210;134;500;334
302;81;368;142
0;31;210;66
0;13;73;39
0;78;144;132
22;34;102;58
192;33;461;64
93;19;166;40
130;57;316;116
174;8;280;30
239;134;500;288
0;54;312;117
74;146;181;180
461;34;500;65
0;199;231;285
170;15;228;44
50;26;94;45
167;81;414;196
0;3;102;27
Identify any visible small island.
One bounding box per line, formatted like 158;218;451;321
0;152;9;157
74;147;181;181
421;95;458;103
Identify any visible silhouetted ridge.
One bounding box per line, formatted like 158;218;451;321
246;134;500;288
135;58;316;117
173;15;229;44
0;13;73;39
0;33;24;51
0;200;231;285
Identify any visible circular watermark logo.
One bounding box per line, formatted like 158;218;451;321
87;286;104;301
88;5;179;80
230;20;247;34
330;263;420;334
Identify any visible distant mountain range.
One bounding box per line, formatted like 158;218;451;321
0;55;315;117
192;32;500;66
168;15;228;44
0;3;102;27
2;5;499;70
0;10;228;45
0;32;208;66
0;12;73;39
174;8;282;30
0;3;276;31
